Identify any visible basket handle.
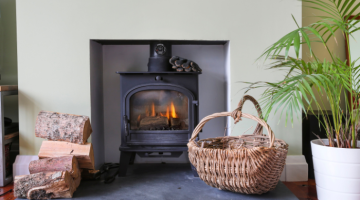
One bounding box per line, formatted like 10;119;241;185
189;112;275;148
237;95;263;135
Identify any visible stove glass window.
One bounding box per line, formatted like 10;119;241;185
130;90;189;130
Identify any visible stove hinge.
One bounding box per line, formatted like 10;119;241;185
123;115;130;138
192;100;199;106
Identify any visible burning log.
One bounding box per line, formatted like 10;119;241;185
139;116;169;130
170;118;181;126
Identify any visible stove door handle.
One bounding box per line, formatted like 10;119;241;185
123;115;129;136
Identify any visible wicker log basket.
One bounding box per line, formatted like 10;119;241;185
188;95;288;194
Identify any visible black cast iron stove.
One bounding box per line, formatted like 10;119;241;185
116;42;200;176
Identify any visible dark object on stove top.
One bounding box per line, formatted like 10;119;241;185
147;41;173;72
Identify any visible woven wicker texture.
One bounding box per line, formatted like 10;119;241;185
237;95;263;135
188;97;288;194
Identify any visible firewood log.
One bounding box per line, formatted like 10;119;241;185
190;61;202;72
73;173;82;188
172;65;177;69
175;59;187;67
29;156;80;179
38;141;95;169
176;67;184;72
169;56;179;65
181;60;192;69
35;110;92;144
184;67;192;72
139;116;169;130
14;171;76;199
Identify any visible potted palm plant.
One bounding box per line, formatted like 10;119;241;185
245;0;360;199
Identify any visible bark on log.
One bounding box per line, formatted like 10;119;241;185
181;60;191;69
35;110;92;144
170;118;181;126
184;67;192;72
169;56;179;65
176;67;184;72
29;156;80;179
190;61;202;72
175;59;187;67
73;173;82;188
14;171;75;199
38;141;95;169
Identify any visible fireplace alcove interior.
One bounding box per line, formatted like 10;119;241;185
90;40;229;169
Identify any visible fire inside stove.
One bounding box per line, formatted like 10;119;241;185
130;90;189;130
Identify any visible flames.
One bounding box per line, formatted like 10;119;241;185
170;102;177;118
151;102;156;117
140;101;177;121
160;106;170;119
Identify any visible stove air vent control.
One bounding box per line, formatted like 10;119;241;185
155;44;166;55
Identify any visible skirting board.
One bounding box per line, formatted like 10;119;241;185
280;155;308;182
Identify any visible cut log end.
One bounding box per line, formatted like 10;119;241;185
38;141;95;169
14;171;75;199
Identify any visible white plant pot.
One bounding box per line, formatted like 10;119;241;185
311;139;360;200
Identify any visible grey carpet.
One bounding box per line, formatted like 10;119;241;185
18;163;297;200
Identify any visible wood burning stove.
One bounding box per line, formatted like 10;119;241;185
117;42;200;176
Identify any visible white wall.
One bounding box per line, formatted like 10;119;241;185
16;0;302;156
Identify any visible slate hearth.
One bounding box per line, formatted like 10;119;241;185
21;164;297;200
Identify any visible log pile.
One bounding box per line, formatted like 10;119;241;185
169;56;202;72
14;111;94;199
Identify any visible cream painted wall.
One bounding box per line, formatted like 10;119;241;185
16;0;302;155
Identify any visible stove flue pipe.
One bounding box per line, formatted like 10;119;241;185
148;41;172;72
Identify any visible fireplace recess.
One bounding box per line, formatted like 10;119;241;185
117;42;200;176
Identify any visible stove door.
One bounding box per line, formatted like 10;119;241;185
122;84;197;146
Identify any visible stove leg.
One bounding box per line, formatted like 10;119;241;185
129;153;136;165
190;163;199;177
118;151;132;177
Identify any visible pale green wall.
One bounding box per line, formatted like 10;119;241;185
16;0;302;155
0;0;18;122
9;0;360;157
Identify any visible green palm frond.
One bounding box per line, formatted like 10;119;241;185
245;0;360;148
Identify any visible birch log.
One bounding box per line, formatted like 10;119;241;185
29;156;80;179
35;111;92;144
14;171;76;199
38;141;95;169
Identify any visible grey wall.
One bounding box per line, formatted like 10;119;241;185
95;44;227;163
90;41;105;169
